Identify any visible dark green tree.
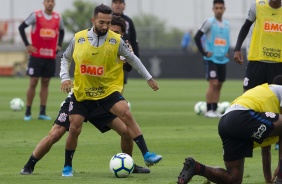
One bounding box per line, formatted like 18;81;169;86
132;14;184;49
61;2;184;49
62;0;95;34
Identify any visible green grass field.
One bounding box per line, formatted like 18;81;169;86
0;77;278;184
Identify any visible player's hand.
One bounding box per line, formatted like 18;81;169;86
234;51;244;65
147;78;159;91
206;52;212;57
27;45;37;54
56;45;61;54
61;80;72;93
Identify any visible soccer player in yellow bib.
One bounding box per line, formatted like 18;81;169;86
234;0;282;90
177;75;282;184
59;4;162;177
19;15;150;175
234;0;282;182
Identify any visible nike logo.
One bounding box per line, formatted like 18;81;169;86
92;53;98;55
272;13;278;15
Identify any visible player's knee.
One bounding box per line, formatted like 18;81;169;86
48;132;62;143
116;125;129;138
123;130;131;139
228;175;242;184
210;81;219;88
120;131;130;139
121;109;133;121
69;125;82;136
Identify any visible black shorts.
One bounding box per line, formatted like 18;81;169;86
68;92;125;133
204;60;226;82
218;110;278;161
244;61;282;91
54;97;72;130
26;56;56;78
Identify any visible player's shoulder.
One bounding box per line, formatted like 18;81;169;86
205;17;220;24
202;17;213;25
34;9;42;13
109;30;122;39
74;29;88;38
270;84;282;90
249;1;256;12
207;17;214;22
52;11;61;18
223;19;230;26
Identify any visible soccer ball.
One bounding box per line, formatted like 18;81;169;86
10;98;24;111
109;153;134;178
217;101;230;114
194;101;207;115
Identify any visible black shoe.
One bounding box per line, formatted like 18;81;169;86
132;164;150;173
177;157;196;184
20;167;33;175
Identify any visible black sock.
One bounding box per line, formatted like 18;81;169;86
212;103;218;111
25;106;31;116
207;103;212;111
64;149;75;167
40;106;46;115
24;154;39;169
133;135;149;155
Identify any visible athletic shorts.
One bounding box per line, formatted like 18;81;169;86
204;60;226;82
26;56;56;78
218;110;278;161
68;91;125;133
54;97;72;130
244;61;282;91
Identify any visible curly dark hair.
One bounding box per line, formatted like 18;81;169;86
111;15;126;33
94;4;112;17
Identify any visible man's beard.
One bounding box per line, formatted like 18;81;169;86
94;27;108;36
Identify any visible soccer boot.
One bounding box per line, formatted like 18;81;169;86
62;166;73;177
177;157;196;184
20;167;33;175
214;111;222;118
143;152;162;167
205;110;219;118
38;115;52;120
132;164;150;173
24;115;31;121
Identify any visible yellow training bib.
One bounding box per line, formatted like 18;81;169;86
248;0;282;62
72;30;124;101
